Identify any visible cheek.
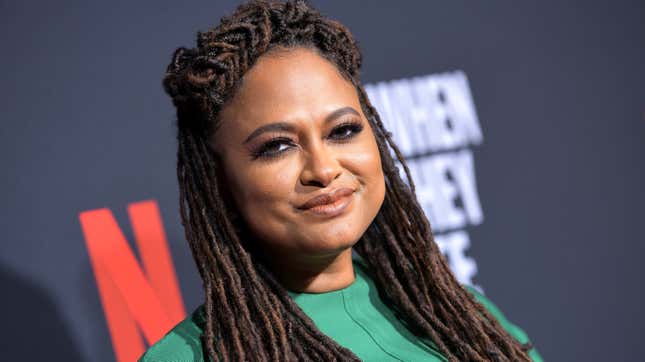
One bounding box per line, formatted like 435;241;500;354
223;160;301;247
342;135;386;215
227;158;299;218
346;136;385;189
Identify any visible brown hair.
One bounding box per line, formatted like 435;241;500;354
163;1;532;360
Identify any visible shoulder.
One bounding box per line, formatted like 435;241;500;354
464;285;544;362
464;286;529;343
138;305;206;362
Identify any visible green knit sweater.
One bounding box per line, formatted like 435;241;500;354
140;258;543;361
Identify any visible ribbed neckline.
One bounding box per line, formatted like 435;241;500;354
286;257;368;300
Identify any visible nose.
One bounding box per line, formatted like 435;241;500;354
299;141;342;188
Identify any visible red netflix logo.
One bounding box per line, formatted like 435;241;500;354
79;200;186;362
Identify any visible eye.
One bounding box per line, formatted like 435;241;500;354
329;120;364;141
252;137;295;160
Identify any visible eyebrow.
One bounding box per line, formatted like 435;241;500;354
243;106;361;144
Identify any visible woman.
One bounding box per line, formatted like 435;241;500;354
140;1;542;361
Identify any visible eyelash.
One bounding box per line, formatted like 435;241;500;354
251;120;364;160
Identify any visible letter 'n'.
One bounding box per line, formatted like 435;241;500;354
79;200;186;362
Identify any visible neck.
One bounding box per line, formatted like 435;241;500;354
262;247;355;293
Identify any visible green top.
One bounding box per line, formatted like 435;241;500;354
140;258;543;361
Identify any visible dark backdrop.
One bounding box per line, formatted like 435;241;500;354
2;1;644;361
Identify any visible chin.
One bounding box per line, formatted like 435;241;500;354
298;228;363;255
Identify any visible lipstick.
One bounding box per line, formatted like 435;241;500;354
298;187;354;217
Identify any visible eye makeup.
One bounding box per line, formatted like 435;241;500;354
249;118;364;161
250;135;297;160
328;119;364;142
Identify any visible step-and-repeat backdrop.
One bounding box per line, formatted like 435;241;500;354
2;1;644;361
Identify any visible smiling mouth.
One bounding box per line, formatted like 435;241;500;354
306;193;353;217
298;187;355;217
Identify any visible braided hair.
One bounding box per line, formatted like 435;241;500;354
163;0;533;360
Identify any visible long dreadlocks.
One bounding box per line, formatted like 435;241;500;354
162;0;533;360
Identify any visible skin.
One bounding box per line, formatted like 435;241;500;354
211;47;386;293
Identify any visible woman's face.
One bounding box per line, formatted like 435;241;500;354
211;47;385;261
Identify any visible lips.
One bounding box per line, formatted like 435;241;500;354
298;187;355;210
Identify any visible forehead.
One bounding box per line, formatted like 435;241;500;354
214;48;361;140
